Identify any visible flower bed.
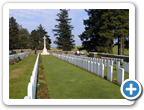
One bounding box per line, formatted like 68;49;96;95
9;54;29;66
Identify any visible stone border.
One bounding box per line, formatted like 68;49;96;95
89;52;129;62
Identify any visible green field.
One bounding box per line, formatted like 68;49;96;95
42;55;124;99
9;53;37;99
51;45;129;56
113;45;129;56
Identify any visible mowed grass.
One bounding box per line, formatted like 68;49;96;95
51;45;129;55
42;55;124;99
9;53;37;99
113;45;129;56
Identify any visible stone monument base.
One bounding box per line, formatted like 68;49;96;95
41;53;50;55
41;48;50;55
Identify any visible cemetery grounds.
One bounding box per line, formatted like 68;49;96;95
9;53;129;99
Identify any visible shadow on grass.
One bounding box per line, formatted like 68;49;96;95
104;76;107;80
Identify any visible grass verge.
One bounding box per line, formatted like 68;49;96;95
9;53;37;99
42;55;124;99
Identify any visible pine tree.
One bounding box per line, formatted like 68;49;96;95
79;9;129;54
29;29;39;50
115;9;129;55
79;9;109;53
98;9;118;54
52;9;75;51
18;25;30;49
37;24;51;50
9;17;19;50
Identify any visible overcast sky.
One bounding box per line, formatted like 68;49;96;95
9;9;89;47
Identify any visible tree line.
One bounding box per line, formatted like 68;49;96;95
9;17;51;50
9;9;129;55
79;9;129;55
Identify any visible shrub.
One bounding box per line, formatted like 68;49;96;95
17;57;22;61
38;70;44;75
65;52;68;54
24;55;28;57
14;57;19;63
39;64;44;69
95;56;101;59
113;78;117;83
9;59;14;65
10;51;16;55
21;50;24;53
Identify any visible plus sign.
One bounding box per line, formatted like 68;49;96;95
126;83;137;95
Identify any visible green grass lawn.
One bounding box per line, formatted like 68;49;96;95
113;45;129;56
42;55;124;99
51;45;129;55
9;53;37;99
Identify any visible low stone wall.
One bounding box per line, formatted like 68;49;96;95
89;52;129;62
31;50;74;55
12;49;74;55
13;49;32;53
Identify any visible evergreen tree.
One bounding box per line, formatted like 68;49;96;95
52;9;75;51
29;29;39;50
98;9;118;54
37;24;51;50
115;9;129;55
79;9;129;54
79;9;109;53
18;25;30;49
9;17;19;50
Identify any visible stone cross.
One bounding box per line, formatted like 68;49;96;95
43;36;47;49
41;35;49;55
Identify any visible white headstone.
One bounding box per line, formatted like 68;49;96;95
117;68;124;86
114;58;116;63
88;61;90;72
120;59;124;64
72;58;73;64
93;62;97;74
99;63;104;78
107;60;110;68
110;60;113;66
98;59;101;63
124;62;129;73
107;65;113;82
85;60;88;71
116;61;120;70
96;63;100;76
101;59;103;64
27;82;33;99
90;61;94;73
104;59;107;68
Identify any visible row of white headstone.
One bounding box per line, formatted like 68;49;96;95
62;54;129;73
24;53;40;99
52;53;125;86
9;52;30;60
101;57;124;64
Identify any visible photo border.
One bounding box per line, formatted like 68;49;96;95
3;2;135;105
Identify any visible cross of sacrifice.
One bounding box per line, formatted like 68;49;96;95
126;83;137;95
43;36;47;48
43;35;46;40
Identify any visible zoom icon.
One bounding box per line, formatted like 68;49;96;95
120;79;143;100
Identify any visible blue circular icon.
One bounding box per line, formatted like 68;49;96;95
123;81;139;97
121;79;142;100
